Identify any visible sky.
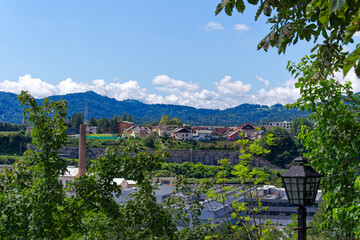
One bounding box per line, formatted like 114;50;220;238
0;0;359;109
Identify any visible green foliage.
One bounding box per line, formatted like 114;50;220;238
290;117;313;136
0;92;24;124
0;132;31;155
0;91;178;239
214;0;360;236
88;116;97;126
168;135;294;239
71;112;84;130
109;113;119;133
126;114;132;122
142;134;156;148
121;112;127;121
289;58;360;238
97;118;110;133
0;155;21;165
159;115;171;125
259;127;298;167
0;122;26;131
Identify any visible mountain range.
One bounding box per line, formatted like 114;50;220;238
0;91;309;126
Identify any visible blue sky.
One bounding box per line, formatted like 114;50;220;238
0;0;359;109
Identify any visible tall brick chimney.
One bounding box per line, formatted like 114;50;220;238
76;124;86;177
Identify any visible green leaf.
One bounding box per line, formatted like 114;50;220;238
225;0;233;16
236;0;245;13
355;63;360;79
247;0;258;5
343;47;360;76
215;0;227;15
330;0;345;13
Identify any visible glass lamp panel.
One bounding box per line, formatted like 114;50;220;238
305;176;321;205
283;177;293;204
298;177;305;206
291;178;300;205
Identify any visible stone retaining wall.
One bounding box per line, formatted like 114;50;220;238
50;146;279;169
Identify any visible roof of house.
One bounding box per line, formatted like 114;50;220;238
113;178;127;186
127;180;137;185
227;131;239;137
172;127;191;133
251;130;266;136
119;121;134;124
63;166;78;177
238;123;256;129
124;125;150;133
195;129;214;135
113;185;174;204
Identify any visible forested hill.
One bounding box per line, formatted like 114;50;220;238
0;91;309;125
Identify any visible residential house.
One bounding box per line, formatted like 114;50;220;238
86;125;97;134
250;129;266;140
213;126;230;136
123;125;151;138
193;129;214;141
237;123;256;137
227;131;240;140
227;129;247;141
59;166;78;196
150;177;176;186
119;121;135;134
113;185;175;204
152;125;178;137
171;127;192;141
269;121;292;130
113;178;129;189
191;126;211;132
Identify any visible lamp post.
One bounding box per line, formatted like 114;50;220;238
280;156;322;240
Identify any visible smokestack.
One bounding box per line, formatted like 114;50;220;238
77;124;86;177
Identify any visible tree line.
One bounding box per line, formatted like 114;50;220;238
69;112;133;133
0;132;32;155
0;122;26;131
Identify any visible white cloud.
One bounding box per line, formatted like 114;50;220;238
255;75;270;88
354;32;360;37
335;68;360;92
250;86;300;106
233;24;249;32
152;75;199;91
0;74;149;102
215;75;251;96
0;74;307;110
57;78;89;94
0;75;57;98
204;21;224;31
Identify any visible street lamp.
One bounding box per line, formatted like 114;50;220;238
280;156;322;240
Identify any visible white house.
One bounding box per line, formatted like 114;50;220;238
171;128;192;141
192;129;213;141
59;166;78;187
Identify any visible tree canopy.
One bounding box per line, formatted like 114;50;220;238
216;0;360;237
259;127;298;167
0;91;176;239
159;115;183;126
290;117;313;136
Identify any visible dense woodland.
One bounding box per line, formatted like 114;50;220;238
0;91;309;126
